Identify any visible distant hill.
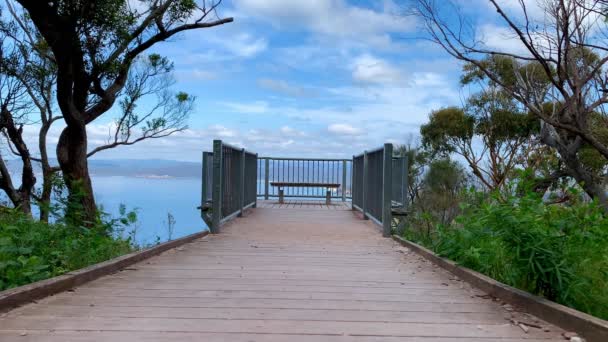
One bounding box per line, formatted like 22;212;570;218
5;159;201;179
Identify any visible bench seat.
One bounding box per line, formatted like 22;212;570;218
270;182;341;204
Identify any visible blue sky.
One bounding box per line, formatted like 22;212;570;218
21;0;535;162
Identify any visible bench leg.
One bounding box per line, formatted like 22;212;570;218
279;189;284;204
326;190;331;205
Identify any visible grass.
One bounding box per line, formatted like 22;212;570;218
0;208;136;291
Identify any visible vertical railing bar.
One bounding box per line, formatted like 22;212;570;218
320;161;323;198
334;160;337;197
332;160;335;198
342;160;347;202
264;158;269;200
403;155;408;210
362;151;368;220
211;140;223;233
201;151;208;218
382;143;393;237
238;148;245;217
315;161;322;196
338;161;341;196
253;153;258;208
351;156;355;210
307;160;311;197
296;160;299;196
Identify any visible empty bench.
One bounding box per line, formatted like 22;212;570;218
270;182;340;204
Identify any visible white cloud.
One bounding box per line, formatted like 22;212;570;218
257;79;312;97
233;0;414;49
221;101;269;114
477;24;529;55
279;126;306;137
219;33;268;57
412;72;445;87
176;68;218;81
207;125;237;138
327;123;362;136
351;54;403;84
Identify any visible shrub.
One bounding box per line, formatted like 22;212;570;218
403;188;608;320
0;208;136;290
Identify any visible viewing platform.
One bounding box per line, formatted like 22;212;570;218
0;199;565;341
0;140;586;341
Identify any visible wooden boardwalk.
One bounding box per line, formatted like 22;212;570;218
0;200;566;341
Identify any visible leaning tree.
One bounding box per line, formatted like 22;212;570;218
12;0;233;223
412;0;608;209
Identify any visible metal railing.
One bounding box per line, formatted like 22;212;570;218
201;141;406;237
257;157;352;201
200;140;258;233
351;143;408;237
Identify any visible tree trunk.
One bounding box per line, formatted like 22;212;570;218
563;155;608;210
0;109;35;216
56;124;97;225
38;120;57;223
38;168;54;222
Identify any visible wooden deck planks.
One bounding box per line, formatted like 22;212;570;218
0;204;565;341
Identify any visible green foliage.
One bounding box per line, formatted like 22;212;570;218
404;187;608;320
405;158;468;240
168;0;198;22
176;91;190;102
424;159;467;194
0;208;137;290
421;107;473;155
461;55;551;94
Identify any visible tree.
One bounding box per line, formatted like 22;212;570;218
12;0;233;223
412;0;608;209
0;17;36;216
395;137;430;205
414;158;468;236
420;92;537;191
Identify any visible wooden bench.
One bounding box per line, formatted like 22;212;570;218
270;182;340;205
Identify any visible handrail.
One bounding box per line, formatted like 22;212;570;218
257;157;352;201
259;157;351;162
351;143;408;237
201;141;406;237
200;140;258;233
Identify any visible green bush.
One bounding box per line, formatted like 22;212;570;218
403;188;608;320
0;208;136;290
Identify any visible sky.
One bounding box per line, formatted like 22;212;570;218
17;0;539;162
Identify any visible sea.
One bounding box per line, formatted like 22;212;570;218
93;176;207;246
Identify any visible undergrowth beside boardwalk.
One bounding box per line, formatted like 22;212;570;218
402;189;608;321
0;208;136;291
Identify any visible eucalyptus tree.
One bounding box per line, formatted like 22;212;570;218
412;0;608;209
0;16;36;215
11;0;232;223
420;94;537;191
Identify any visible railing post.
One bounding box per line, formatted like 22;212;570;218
238;148;245;217
253;153;258;208
362;151;368;220
382;143;393;237
264;158;270;200
201;152;209;219
211;140;223;234
351;156;355;210
402;154;409;210
341;160;347;202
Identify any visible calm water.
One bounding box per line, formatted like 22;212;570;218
93;176;207;246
